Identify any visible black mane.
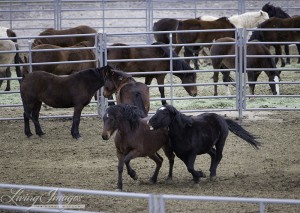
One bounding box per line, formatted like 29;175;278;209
165;104;193;128
262;2;290;18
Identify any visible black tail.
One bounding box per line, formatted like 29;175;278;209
132;92;147;118
225;119;261;149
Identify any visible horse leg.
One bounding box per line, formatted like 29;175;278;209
213;71;219;96
162;145;175;181
148;76;167;105
284;45;290;64
5;67;11;91
148;153;163;184
222;70;231;96
32;101;44;136
274;45;285;67
23;111;32;137
71;105;84;139
125;160;138;180
183;154;205;183
117;153;125;191
266;71;280;95
208;148;217;178
297;44;300;64
15;44;22;85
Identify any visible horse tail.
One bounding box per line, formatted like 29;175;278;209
132;91;147;118
225;119;261;149
154;42;193;71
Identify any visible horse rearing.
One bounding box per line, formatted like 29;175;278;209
148;104;261;183
21;65;110;139
103;68;150;117
101;104;175;191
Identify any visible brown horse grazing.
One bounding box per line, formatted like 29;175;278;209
249;16;300;67
20;66;109;139
22;41;96;75
32;25;97;47
174;17;236;69
107;42;197;105
103;68;150;117
101;104;175;191
210;37;281;96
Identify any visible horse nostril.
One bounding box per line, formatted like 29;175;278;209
102;134;109;140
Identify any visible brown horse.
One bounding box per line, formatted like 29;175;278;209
32;25;97;47
249;16;300;67
103;68;150;117
174;17;236;69
210;37;280;96
107;42;197;105
101;104;175;191
20;66;109;139
22;41;96;75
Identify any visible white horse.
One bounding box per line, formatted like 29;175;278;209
199;10;269;28
0;26;20;91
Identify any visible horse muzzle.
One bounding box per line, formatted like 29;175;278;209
147;120;154;130
101;132;111;140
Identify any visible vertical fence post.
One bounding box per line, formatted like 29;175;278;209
237;28;244;121
98;32;107;117
169;32;174;106
146;0;153;44
28;39;33;73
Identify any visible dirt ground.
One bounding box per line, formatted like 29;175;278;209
0;108;299;212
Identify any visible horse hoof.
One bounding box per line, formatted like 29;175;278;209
210;176;217;181
150;178;157;184
165;177;173;184
116;188;122;192
37;132;45;137
133;174;138;181
26;132;33;138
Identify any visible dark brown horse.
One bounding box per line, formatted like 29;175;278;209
107;42;197;105
174;17;236;69
261;2;300;64
20;66;109;139
22;41;96;75
101;104;175;191
249;16;300;67
32;25;97;47
103;68;150;117
210;37;280;96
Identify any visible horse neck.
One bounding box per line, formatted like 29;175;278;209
115;77;135;93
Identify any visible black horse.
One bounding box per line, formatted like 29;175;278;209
21;65;110;139
148;105;261;183
261;2;300;64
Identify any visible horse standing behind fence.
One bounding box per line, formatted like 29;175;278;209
103;68;150;117
249;16;300;67
107;42;197;105
210;37;280;96
20;66;109;139
32;25;97;47
22;41;96;75
148;104;261;183
0;27;21;91
101;104;175;191
261;2;300;64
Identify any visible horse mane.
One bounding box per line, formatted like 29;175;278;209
262;2;290;18
108;104;144;130
165;104;193;128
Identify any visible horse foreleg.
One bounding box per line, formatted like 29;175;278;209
117;153;125;191
284;45;290;64
125;160;138;180
213;72;219;96
148;153;163;184
183;154;205;183
4;67;11;91
274;45;285;67
155;76;167;105
124;149;140;181
162;145;175;181
32;101;44;136
71;105;84;139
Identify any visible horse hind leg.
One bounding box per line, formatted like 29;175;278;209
5;67;11;91
148;153;163;184
32;101;44;136
23;112;32;137
284;45;290;64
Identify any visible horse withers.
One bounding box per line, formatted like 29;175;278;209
103;68;150;117
20;65;111;139
101;104;175;191
148;105;261;183
210;37;280;96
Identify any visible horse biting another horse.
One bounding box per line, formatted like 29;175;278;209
148;104;261;183
249;16;300;67
21;65;109;139
103;68;150;117
101;104;175;191
32;25;97;47
261;2;300;64
210;37;280;96
22;41;96;75
0;26;21;91
107;42;197;105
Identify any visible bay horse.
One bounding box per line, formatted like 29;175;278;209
32;25;97;47
101;104;175;191
20;65;109;139
107;42;197;105
103;68;150;117
174;17;236;69
261;2;300;64
210;37;280;96
249;16;300;67
0;27;22;91
148;104;261;183
22;41;96;75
